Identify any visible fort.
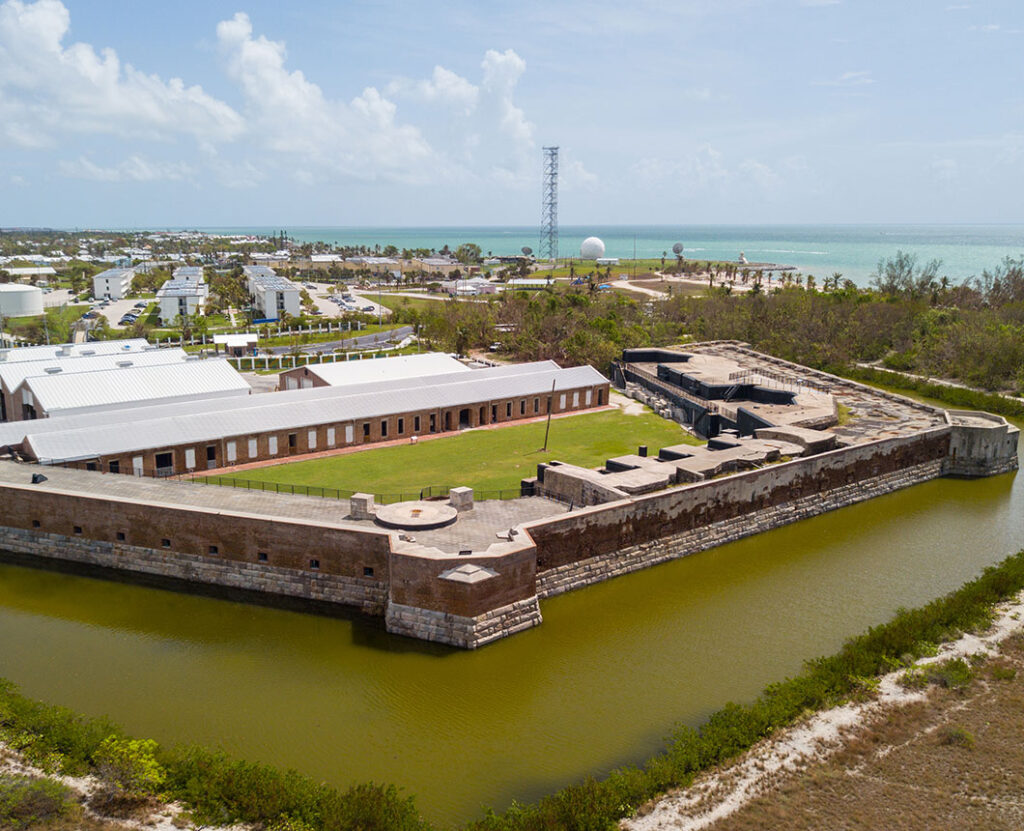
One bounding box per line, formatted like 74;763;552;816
0;341;1017;648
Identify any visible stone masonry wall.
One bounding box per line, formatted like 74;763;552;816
527;428;951;572
384;596;542;649
537;458;944;597
0;526;387;613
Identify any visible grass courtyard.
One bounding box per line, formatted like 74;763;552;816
210;407;699;498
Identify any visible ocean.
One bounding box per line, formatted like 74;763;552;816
197;224;1024;286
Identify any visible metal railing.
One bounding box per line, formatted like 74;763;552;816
616;362;720;414
727;366;832;395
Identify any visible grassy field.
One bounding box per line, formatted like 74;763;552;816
377;294;456;313
213;408;699;496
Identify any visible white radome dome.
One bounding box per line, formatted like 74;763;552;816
580;236;605;259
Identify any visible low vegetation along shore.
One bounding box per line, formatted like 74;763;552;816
4;549;1024;831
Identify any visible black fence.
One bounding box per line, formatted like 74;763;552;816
50;461;544;506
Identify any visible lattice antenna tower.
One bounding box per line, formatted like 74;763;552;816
540;146;559;261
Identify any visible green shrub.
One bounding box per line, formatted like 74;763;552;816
927;658;974;689
94;736;166;797
898;668;928;690
0;680;118;774
0;774;77;829
938;725;975;748
990;663;1017;681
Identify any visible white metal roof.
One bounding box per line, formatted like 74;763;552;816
0;339;152;365
20;358;251;417
296;352;469;387
5;266;56;276
22;362;607;462
213;334;259;347
0;360;559;449
0;348;189;393
244;265;299;292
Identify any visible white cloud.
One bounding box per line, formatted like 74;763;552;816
386;46;537;186
0;0;243;146
59;154;194;182
215;11;433;183
630;146;782;195
387;65;479;115
683;87;714;102
812;70;875;87
562;157;598;190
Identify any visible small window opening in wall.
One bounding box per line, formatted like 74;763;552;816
381;419;388;437
73;525;82;534
85;462;97;471
208;545;219;555
288;432;297;448
257;552;268;562
116;531;126;541
397;417;404;434
363;422;370;437
31;519;40;528
161;538;171;548
310;558;320;570
363;566;374;577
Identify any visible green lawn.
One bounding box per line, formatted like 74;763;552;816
377;294;451;313
212;408;699;498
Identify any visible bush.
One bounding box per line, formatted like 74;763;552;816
0;774;77;829
926;658;974;689
94;736;166;798
0;680;118;774
938;725;975;749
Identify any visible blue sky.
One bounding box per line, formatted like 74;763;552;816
0;0;1021;227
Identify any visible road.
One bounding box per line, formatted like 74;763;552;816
264;325;414;355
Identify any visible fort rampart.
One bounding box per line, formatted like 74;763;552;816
0;374;1017;649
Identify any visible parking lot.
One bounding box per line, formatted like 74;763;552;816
304;282;389;320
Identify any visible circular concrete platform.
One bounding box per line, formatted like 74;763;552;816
374;500;458;530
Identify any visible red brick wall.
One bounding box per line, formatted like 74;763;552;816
0;486;391;580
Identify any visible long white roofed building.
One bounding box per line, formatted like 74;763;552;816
0;347;189;422
11;358;251;420
2;360;610;476
277;352;468;390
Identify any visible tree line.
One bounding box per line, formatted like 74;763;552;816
388;253;1024;394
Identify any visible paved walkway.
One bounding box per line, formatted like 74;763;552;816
0;461;565;553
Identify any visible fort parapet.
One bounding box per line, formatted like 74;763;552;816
0;343;1017;648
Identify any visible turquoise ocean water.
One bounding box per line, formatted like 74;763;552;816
199;224;1024;286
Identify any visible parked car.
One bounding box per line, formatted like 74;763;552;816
361;305;374;312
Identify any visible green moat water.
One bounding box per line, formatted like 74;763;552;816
1;437;1022;826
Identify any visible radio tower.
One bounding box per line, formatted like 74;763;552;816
540;146;559;262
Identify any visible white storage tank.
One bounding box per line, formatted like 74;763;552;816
0;284;44;317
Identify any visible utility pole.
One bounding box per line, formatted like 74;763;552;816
542;378;556;451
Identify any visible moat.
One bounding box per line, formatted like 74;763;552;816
1;429;1021;825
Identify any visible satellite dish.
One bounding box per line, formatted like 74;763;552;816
521;246;533;256
672;243;684;255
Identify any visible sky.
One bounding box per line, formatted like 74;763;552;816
0;0;1022;228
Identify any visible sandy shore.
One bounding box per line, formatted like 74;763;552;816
623;589;1024;831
